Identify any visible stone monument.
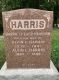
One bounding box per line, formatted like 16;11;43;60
2;9;53;68
0;9;58;80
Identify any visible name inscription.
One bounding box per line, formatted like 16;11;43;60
10;19;46;30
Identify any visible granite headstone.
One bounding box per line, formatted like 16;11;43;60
2;9;53;68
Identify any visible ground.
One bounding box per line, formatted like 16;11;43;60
0;36;5;69
0;28;59;70
51;28;59;70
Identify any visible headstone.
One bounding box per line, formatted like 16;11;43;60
2;9;53;68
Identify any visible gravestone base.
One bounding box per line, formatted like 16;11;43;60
0;61;59;80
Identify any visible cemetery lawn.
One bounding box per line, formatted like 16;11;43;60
0;36;5;69
51;28;59;70
0;28;59;70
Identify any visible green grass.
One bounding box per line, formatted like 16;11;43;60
51;28;59;70
0;36;5;69
0;28;59;70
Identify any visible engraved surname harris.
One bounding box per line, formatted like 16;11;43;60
10;19;46;30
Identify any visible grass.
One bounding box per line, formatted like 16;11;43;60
0;36;5;69
51;28;59;70
0;28;59;70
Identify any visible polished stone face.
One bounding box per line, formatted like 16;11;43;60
2;9;53;68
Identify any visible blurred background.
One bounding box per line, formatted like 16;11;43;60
0;0;59;71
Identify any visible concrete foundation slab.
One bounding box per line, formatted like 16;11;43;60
0;61;59;80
